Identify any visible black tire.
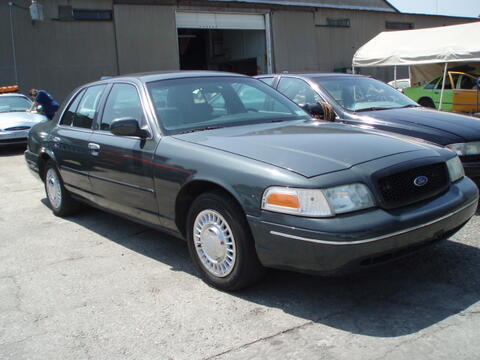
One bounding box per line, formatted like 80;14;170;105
418;97;435;108
43;160;80;217
186;190;265;291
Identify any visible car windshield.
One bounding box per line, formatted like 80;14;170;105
147;77;309;134
0;96;31;113
315;76;418;112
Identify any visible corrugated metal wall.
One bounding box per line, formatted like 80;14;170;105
0;0;117;102
114;4;179;75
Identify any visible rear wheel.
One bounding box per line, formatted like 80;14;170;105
44;161;80;217
418;97;435;108
186;191;265;291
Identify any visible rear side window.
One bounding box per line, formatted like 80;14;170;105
60;89;84;126
73;85;106;129
100;84;144;131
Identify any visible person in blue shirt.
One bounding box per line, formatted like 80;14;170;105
28;88;60;120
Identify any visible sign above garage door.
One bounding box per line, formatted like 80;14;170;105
176;11;266;30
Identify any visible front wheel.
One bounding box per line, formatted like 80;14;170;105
44;161;80;217
187;191;265;291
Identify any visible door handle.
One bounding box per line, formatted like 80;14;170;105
52;136;61;143
88;143;100;150
88;143;100;156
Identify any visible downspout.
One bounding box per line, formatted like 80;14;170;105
8;2;19;85
438;62;448;111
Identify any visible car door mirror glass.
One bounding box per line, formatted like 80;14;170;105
110;118;149;138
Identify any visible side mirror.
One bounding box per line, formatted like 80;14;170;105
110;118;149;138
302;102;336;122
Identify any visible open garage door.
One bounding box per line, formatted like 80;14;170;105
176;11;273;75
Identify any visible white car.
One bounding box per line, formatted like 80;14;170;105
388;78;411;92
0;93;47;147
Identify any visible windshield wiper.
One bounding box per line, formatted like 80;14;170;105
178;125;224;134
354;107;390;112
396;104;419;108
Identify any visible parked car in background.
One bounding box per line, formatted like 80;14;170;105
403;71;479;112
0;89;47;147
256;73;480;180
388;78;410;92
25;71;478;290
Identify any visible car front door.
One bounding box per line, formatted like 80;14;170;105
433;73;455;110
88;82;160;225
51;85;107;201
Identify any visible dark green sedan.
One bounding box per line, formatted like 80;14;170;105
25;72;479;290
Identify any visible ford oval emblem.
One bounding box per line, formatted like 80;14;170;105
414;175;429;187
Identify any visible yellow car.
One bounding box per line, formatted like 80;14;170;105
404;71;480;112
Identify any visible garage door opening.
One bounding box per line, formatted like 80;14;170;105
176;12;272;76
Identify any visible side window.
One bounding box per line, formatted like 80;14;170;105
101;84;144;131
259;77;274;87
60;89;84;126
277;78;321;106
436;76;452;90
73;85;106;129
424;78;438;90
457;75;477;89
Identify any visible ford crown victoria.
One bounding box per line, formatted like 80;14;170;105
25;72;479;290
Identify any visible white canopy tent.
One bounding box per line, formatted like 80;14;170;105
352;21;480;110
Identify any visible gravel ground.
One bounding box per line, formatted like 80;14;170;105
1;147;479;360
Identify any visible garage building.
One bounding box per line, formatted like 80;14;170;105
0;0;475;100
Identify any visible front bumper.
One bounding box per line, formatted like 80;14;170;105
0;130;29;146
24;149;41;180
248;177;478;275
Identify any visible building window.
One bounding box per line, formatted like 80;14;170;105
323;18;351;28
386;21;414;30
57;5;112;21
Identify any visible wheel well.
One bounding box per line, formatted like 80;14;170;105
175;181;241;238
37;153;52;181
418;97;435;106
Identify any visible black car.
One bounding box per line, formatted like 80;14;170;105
256;73;480;180
25;71;478;290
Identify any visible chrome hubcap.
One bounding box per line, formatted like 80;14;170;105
46;168;62;209
193;210;236;278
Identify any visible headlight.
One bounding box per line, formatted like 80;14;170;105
446;156;464;183
446;142;480;156
262;183;375;217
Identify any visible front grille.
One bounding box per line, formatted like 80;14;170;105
5;126;30;131
377;162;449;209
460;154;480;163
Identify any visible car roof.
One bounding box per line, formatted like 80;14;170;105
93;70;248;85
0;93;29;98
256;72;365;79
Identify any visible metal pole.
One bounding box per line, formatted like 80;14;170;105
8;2;19;85
439;62;448;111
394;65;397;87
352;65;355;74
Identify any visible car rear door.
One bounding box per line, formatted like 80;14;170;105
453;74;479;112
51;85;107;201
88;82;160;225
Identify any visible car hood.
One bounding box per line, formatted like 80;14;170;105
0;111;47;130
173;121;432;177
356;107;480;144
